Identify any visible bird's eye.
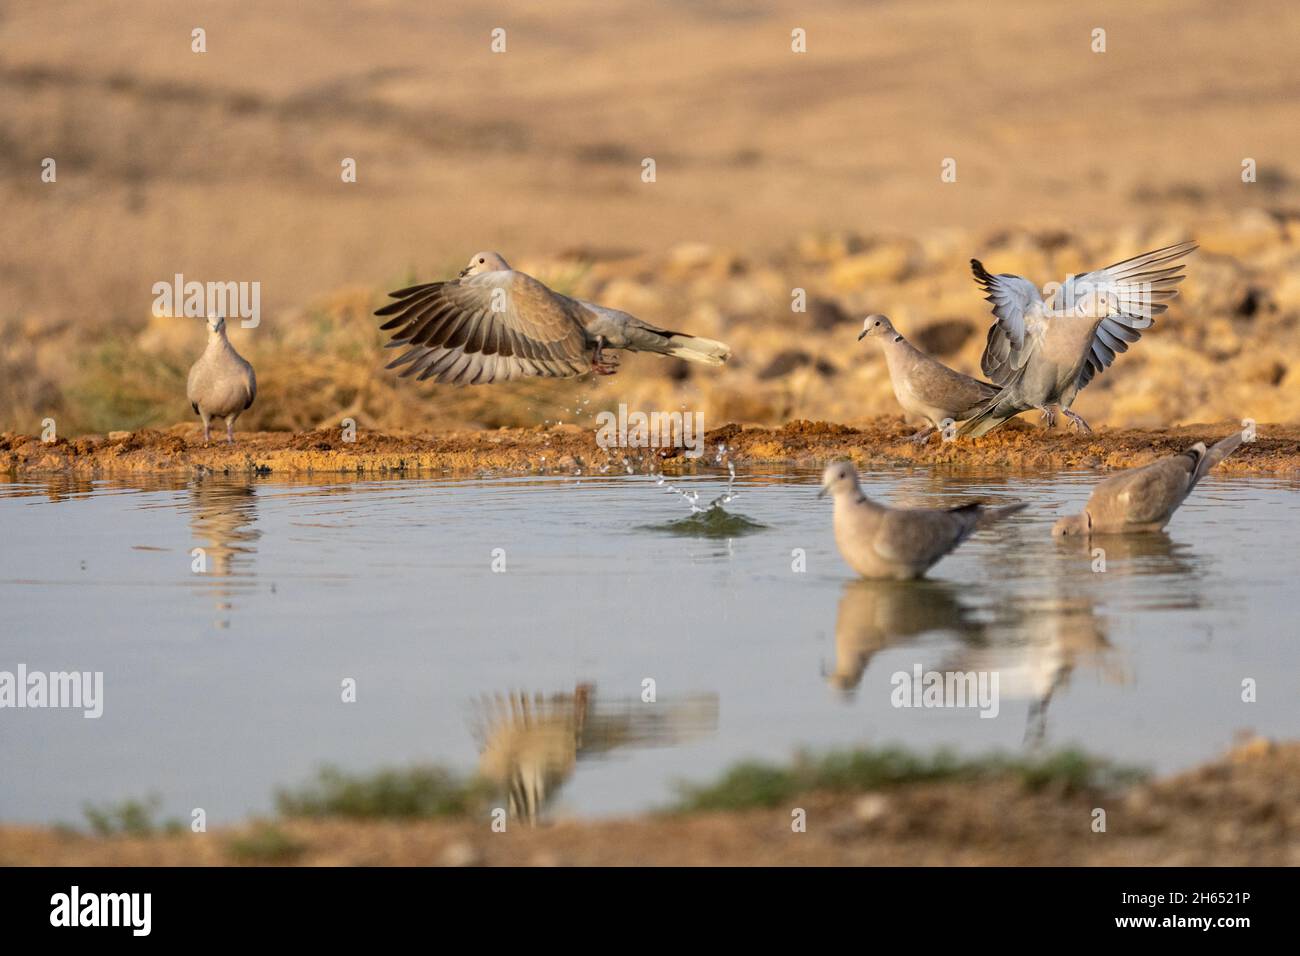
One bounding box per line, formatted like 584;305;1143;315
478;258;485;264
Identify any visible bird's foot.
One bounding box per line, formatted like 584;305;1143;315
908;427;935;445
1062;409;1092;433
590;350;620;375
1038;407;1057;429
590;337;620;375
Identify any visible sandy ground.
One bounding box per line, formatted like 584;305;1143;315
4;0;1300;319
4;2;1300;439
3;420;1298;478
2;739;1293;866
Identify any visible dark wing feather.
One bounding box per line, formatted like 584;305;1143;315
376;271;590;385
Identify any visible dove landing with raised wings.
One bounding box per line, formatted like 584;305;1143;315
958;241;1198;438
376;252;731;385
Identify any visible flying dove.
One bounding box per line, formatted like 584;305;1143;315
820;462;1026;580
376;251;732;385
1053;431;1243;535
187;316;256;443
958;241;1198;437
858;314;999;442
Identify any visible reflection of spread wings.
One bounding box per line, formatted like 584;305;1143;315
470;686;718;824
377;270;590;384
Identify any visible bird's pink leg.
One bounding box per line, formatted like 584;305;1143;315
590;337;620;375
1062;408;1092;433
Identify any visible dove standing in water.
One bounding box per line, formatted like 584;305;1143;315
859;314;999;442
187;315;256;443
959;241;1198;438
1053;431;1243;535
375;252;731;384
820;462;1026;580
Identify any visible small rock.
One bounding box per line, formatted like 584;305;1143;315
805;296;851;332
914;319;975;358
108;431;132;441
440;840;484;867
853;794;891;823
1230;736;1275;764
831;243;914;290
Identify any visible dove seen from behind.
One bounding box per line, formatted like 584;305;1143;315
1053;430;1244;535
959;241;1198;438
820;462;1026;580
376;252;731;385
859;314;999;442
187;315;256;443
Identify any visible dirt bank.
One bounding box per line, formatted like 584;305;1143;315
2;419;1297;479
2;739;1293;866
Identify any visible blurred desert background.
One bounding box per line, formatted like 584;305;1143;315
3;0;1300;437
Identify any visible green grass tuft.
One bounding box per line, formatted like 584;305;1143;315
76;795;185;837
670;746;1145;813
226;823;307;863
275;764;490;820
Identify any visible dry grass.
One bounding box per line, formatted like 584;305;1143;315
6;216;1300;439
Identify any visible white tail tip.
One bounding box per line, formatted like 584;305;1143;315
667;335;731;366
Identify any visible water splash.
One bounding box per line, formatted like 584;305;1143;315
638;451;767;538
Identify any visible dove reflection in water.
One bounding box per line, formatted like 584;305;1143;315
470;684;718;825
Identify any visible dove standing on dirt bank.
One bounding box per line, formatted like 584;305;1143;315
959;241;1198;438
1053;431;1244;535
859;314;999;442
187;315;256;444
375;252;731;384
820;462;1026;580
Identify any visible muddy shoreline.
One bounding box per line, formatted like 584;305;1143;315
2;739;1293;866
3;419;1297;479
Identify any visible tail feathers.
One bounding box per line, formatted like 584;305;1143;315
1190;430;1245;486
974;501;1028;529
956;396;1024;438
665;334;731;366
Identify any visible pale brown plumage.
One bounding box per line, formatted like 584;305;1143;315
186;316;256;443
859;314;998;441
377;251;730;385
821;462;1026;580
960;241;1198;437
829;579;984;692
1053;431;1244;535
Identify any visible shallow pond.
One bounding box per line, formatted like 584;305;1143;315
2;467;1297;825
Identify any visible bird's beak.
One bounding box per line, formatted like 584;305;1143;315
457;267;470;278
857;329;867;341
817;485;829;499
